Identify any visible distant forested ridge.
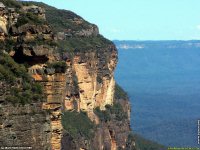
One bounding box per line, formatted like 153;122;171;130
114;40;200;50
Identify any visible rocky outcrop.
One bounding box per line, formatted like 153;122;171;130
0;1;136;150
0;102;51;149
73;47;117;112
22;5;46;20
0;4;8;40
0;80;62;150
61;96;134;150
0;2;63;149
55;24;99;39
74;24;99;37
94;99;132;150
0;80;51;149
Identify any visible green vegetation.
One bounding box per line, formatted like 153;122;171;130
96;75;103;83
45;8;90;32
0;38;15;53
125;134;137;150
47;61;67;73
15;14;29;27
94;103;128;122
0;53;28;83
167;147;200;150
72;74;79;93
0;53;43;105
115;84;128;100
61;111;95;139
5;39;15;52
0;1;45;27
20;1;113;53
94;106;111;122
57;35;112;53
16;12;46;27
6;82;42;105
0;0;22;9
133;134;167;150
20;1;90;32
0;0;45;27
24;37;58;48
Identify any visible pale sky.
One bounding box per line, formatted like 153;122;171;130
24;0;200;40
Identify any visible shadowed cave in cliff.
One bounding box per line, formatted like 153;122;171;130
12;46;49;65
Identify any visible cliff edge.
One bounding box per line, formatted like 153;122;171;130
0;1;136;149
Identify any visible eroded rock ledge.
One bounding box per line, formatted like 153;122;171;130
0;1;136;150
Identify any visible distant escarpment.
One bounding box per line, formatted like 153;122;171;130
0;0;135;150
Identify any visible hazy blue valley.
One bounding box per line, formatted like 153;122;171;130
114;41;200;147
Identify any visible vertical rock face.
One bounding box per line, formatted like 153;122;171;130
32;70;67;150
42;103;63;150
0;82;51;149
73;47;117;112
0;1;136;150
0;104;51;149
0;4;8;40
22;5;46;20
0;3;63;150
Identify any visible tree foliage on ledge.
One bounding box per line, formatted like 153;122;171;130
61;111;95;139
94;103;128;122
0;0;45;27
21;1;92;32
16;12;46;27
133;134;167;150
0;53;29;83
19;1;114;53
47;61;67;73
57;35;113;53
0;53;43;105
0;0;22;9
114;84;128;100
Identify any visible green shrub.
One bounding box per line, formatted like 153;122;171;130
32;94;42;101
6;83;43;105
5;95;20;105
111;103;128;121
31;83;43;94
15;15;29;27
20;90;31;104
0;0;22;9
22;82;31;90
47;61;67;73
94;107;111;122
34;4;91;32
25;38;58;47
61;111;95;139
0;54;29;81
0;64;15;83
114;84;128;100
72;74;79;93
97;75;102;83
57;35;112;53
15;11;45;27
20;1;113;53
0;54;43;105
94;103;128;122
133;134;167;150
5;39;15;52
125;133;137;150
26;12;44;24
0;41;5;50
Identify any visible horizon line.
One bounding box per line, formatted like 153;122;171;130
112;39;200;41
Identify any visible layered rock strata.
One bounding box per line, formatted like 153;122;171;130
0;1;136;150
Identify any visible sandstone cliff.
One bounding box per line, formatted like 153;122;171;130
0;1;136;150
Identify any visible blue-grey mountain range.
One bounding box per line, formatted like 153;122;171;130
114;40;200;147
